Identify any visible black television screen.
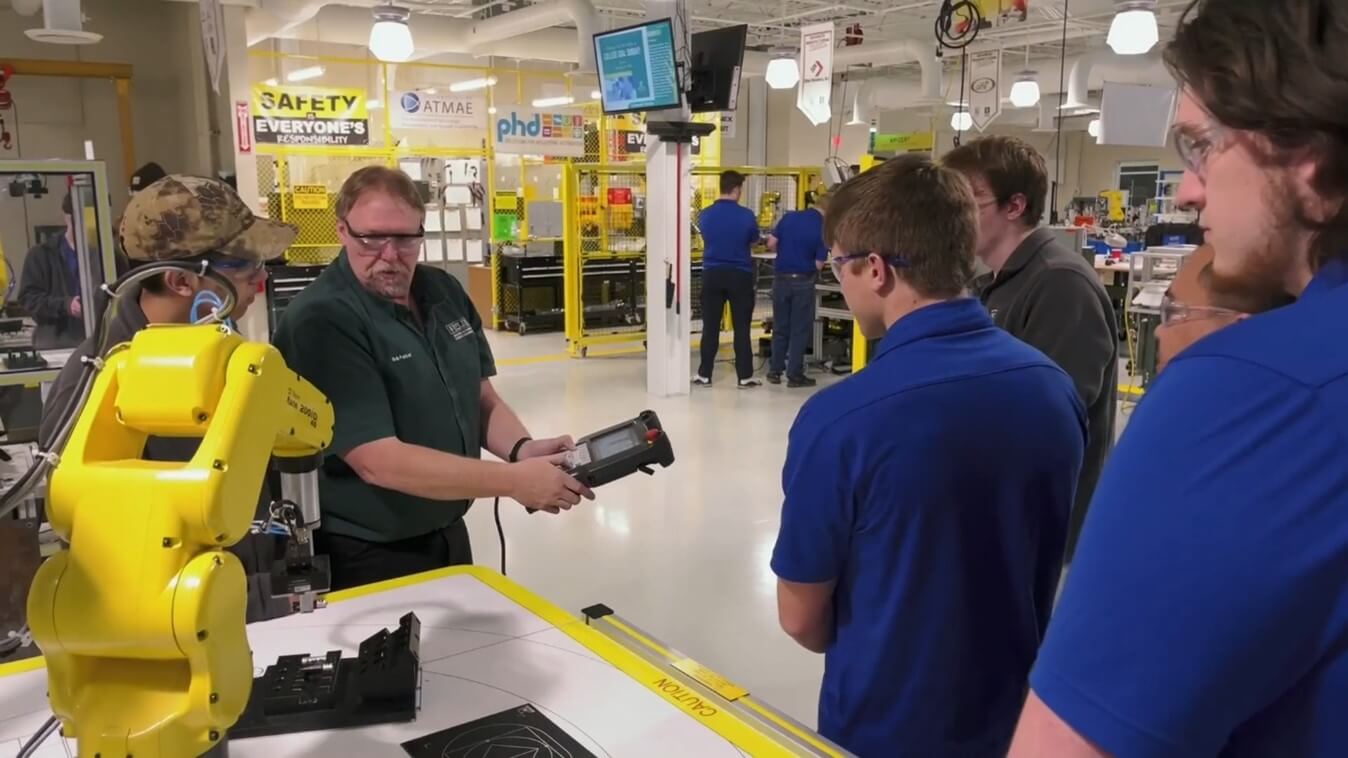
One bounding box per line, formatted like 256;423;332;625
689;25;747;113
593;19;682;115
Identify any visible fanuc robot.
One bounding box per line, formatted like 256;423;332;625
26;315;333;757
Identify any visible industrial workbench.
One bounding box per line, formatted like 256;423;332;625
0;567;848;758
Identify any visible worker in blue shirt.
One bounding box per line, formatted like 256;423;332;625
765;193;828;387
695;170;761;388
1010;2;1348;756
772;154;1085;758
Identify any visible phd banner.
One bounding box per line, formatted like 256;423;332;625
493;106;586;157
252;84;370;147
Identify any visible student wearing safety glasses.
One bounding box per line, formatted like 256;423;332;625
771;155;1085;757
273;166;591;591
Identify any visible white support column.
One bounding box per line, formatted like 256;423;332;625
644;0;692;397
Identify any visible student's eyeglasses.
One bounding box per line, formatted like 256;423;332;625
1159;292;1243;326
1170;122;1229;180
830;252;910;279
343;222;425;256
209;256;267;282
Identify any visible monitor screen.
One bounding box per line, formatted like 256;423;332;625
689;25;747;113
593;19;682;115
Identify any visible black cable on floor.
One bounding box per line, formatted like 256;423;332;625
493;496;507;576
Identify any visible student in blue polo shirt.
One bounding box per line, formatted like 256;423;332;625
765;193;828;387
1010;2;1348;756
772;154;1086;757
695;170;761;388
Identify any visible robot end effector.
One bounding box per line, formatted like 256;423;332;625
268;452;330;613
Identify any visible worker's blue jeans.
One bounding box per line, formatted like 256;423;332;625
770;273;817;379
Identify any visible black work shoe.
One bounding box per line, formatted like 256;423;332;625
787;376;817;388
765;372;782;385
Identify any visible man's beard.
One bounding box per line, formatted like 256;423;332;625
364;265;413;300
1207;174;1303;304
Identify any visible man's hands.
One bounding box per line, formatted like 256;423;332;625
68;296;81;317
515;436;575;461
509;454;594;514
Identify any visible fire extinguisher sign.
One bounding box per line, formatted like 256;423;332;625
235;101;253;154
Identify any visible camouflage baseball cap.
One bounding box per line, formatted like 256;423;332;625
120;175;296;262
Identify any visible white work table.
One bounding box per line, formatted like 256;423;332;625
0;567;845;758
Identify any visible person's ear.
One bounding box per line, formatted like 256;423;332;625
163;270;197;298
1005;193;1029;222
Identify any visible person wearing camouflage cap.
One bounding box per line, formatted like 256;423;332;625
37;175;299;622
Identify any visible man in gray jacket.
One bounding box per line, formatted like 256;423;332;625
945;137;1117;563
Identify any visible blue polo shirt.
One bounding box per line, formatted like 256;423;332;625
698;199;758;272
771;298;1086;758
772;208;827;274
1031;257;1348;758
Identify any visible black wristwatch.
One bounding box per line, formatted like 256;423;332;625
508;437;532;463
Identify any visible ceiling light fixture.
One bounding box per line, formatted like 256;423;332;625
532;95;575;108
367;99;382;110
1088;117;1101;138
449;76;498;93
1009;71;1040;108
1107;0;1159;56
263;77;279;87
590;89;602;100
369;4;414;63
765;49;799;90
286;65;326;83
951;111;973;132
488;106;498;115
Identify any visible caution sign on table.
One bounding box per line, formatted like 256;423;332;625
252;84;370;146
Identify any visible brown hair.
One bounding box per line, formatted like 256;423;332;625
1164;0;1348;268
824;154;976;299
719;170;746;195
334;165;425;221
941;136;1048;227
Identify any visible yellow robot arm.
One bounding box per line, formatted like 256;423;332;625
27;323;333;758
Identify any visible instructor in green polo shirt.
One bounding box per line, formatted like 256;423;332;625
273;166;592;590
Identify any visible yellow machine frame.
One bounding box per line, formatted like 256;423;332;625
562;164;816;357
28;324;333;758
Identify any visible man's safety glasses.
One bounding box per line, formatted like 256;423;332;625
1159;292;1243;326
344;223;425;256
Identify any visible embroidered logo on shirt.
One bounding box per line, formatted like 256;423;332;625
391;353;413;363
446;318;474;341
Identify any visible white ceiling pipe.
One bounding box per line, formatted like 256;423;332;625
1064;49;1163;108
253;4;583;64
469;0;599;72
835;39;941;104
246;0;376;46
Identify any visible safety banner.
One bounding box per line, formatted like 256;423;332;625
251;84;370;146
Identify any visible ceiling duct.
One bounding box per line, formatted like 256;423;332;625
245;0;600;72
24;0;102;44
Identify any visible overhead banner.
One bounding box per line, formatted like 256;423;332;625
797;22;835;126
391;90;487;132
200;0;225;94
870;131;935;154
720;111;737;140
251;84;370;146
968;50;1002;132
493;106;586;157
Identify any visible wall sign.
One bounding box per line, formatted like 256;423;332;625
391;90;486;131
234;101;252;154
870;131;934;154
251;84;370;146
493;106;586;157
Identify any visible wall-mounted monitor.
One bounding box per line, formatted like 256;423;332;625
689;25;747;113
593;19;682;115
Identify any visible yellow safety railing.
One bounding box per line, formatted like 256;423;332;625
563;163;817;358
